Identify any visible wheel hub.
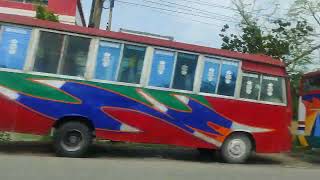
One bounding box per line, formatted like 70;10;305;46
61;130;83;152
227;139;246;158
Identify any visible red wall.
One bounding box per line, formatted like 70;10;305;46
48;0;77;16
0;0;34;10
0;0;78;16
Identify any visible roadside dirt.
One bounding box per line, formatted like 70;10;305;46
0;142;319;168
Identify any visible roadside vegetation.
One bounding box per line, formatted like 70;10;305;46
219;0;320;119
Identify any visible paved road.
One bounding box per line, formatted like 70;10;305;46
0;143;319;180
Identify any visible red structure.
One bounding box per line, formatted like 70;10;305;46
0;0;85;26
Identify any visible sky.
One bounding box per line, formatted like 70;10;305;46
80;0;319;69
81;0;294;47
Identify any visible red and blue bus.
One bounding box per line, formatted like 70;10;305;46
0;13;292;163
297;70;320;148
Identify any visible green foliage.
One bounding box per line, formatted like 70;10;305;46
220;20;314;72
0;132;11;142
219;0;316;119
35;5;59;22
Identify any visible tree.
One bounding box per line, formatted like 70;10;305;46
219;0;316;118
31;0;59;22
289;0;320;65
289;0;320;27
35;5;59;22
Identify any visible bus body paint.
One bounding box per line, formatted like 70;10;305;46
298;93;320;148
0;71;291;153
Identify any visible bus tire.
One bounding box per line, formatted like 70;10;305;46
53;122;93;158
220;133;252;164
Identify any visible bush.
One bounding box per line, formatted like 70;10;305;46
35;5;59;22
0;132;11;142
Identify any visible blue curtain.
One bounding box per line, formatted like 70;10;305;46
149;50;175;88
95;41;121;81
200;60;220;94
0;26;31;70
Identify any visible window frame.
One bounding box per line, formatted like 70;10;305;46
31;29;92;78
0;23;34;71
146;46;201;94
90;38;149;87
146;48;176;89
259;74;286;104
239;72;261;101
198;55;241;98
302;76;320;93
238;71;287;106
92;40;124;82
116;44;148;84
198;57;221;95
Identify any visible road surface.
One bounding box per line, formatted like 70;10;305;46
0;142;319;180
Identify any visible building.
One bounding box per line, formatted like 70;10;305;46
0;0;86;26
119;28;174;41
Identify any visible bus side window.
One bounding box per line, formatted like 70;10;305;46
240;73;261;100
217;61;239;96
172;53;198;91
148;49;175;88
34;32;64;74
200;59;220;94
260;76;284;103
94;41;121;81
34;32;90;77
0;25;32;70
304;76;320;92
60;36;90;77
117;45;146;84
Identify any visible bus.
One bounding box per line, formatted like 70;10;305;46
0;13;292;163
297;70;320;148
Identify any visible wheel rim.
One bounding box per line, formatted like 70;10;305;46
61;129;83;152
227;138;246;159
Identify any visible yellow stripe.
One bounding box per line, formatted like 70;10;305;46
298;135;309;147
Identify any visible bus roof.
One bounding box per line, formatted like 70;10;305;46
304;70;320;78
0;13;285;68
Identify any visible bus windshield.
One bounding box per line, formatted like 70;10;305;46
303;76;320;93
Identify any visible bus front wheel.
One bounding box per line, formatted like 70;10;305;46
53;122;93;158
220;133;252;164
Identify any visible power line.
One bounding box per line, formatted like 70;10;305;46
115;0;234;29
145;8;229;28
142;0;237;21
116;0;239;23
172;0;236;11
172;0;287;21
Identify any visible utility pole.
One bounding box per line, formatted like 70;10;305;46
88;0;103;28
107;0;115;31
88;0;96;27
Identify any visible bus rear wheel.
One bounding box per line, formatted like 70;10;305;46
220;133;252;164
53;122;93;158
